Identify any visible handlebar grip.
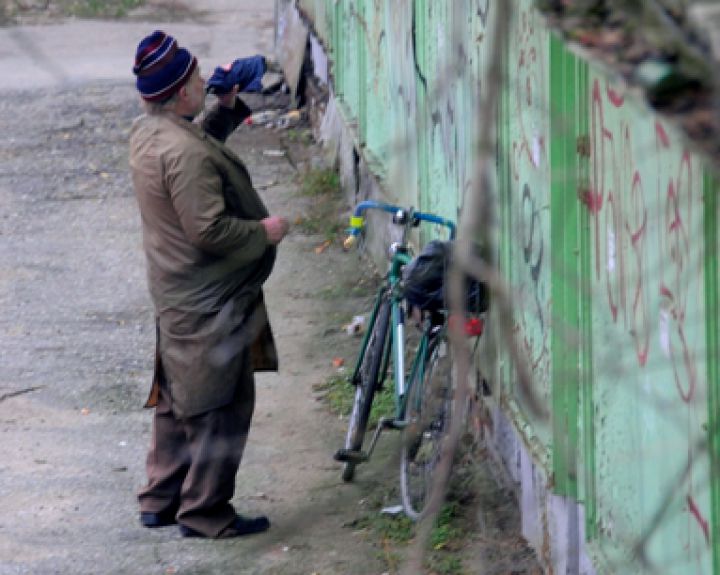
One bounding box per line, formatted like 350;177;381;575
343;215;365;251
343;235;357;251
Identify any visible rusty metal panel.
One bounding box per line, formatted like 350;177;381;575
586;72;713;573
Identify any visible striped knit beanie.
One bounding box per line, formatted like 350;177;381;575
133;30;197;102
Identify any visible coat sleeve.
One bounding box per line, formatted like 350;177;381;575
201;97;252;142
163;146;268;258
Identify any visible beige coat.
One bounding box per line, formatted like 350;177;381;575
129;102;277;418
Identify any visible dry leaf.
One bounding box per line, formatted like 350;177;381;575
314;240;331;254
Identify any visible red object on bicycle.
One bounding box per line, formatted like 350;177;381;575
464;317;484;337
448;315;484;337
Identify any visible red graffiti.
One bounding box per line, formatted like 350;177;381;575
579;190;602;214
589;85;709;563
590;79;701;386
656;121;671;148
591;78;611;279
607;85;625;107
628;169;649;366
589;79;650;367
658;136;697;403
687;495;710;545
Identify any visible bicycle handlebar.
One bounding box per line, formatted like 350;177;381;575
343;200;456;249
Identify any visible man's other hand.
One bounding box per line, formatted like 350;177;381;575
261;216;289;244
217;85;240;108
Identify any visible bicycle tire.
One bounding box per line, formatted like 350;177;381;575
400;329;452;519
342;294;391;482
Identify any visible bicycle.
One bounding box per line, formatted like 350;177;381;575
334;201;485;520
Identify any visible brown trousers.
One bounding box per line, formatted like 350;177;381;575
138;357;255;537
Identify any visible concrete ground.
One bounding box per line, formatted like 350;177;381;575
0;2;393;573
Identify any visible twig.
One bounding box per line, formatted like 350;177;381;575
400;3;510;574
630;436;709;569
0;386;43;403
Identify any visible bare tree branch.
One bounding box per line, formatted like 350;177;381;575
400;2;511;573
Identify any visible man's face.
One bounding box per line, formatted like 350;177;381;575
181;67;206;118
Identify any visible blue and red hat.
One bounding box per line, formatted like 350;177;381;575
133;30;197;102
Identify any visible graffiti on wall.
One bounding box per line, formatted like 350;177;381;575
585;77;702;396
476;0;490;27
585;78;651;367
584;77;709;551
655;122;699;404
510;6;550;387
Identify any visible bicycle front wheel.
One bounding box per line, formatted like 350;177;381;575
400;330;452;519
342;294;391;482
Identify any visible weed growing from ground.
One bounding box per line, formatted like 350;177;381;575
350;499;469;575
314;372;394;430
299;167;340;197
295;167;345;241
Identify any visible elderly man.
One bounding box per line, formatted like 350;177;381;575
129;30;289;539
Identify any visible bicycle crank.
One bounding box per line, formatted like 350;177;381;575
333;448;368;463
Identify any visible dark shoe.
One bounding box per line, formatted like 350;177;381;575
179;515;270;538
140;510;178;528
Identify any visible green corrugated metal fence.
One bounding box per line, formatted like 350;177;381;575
295;0;720;572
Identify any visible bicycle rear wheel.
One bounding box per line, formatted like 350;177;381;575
400;329;452;519
342;294;391;482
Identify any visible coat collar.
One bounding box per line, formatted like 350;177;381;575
158;110;246;168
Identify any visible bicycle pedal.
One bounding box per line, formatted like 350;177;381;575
334;448;368;463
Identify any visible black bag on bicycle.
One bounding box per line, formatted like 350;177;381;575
402;240;489;314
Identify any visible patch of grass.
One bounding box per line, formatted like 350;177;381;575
353;513;415;544
314;371;394;430
317;276;377;299
351;499;469;575
315;373;354;416
368;382;394;428
295;167;345;241
426;553;465;575
430;503;463;551
299;167;340;197
423;493;474;574
284;128;313;145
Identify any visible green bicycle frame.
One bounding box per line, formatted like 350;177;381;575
346;202;455;432
350;247;435;424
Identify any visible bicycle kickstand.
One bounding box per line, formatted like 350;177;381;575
334;417;407;464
